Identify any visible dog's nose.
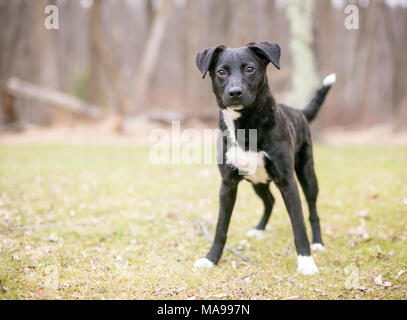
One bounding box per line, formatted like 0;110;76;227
228;87;243;98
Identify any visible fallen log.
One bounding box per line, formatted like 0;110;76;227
2;77;104;123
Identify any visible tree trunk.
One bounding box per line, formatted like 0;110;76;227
130;0;174;114
286;0;319;108
31;0;59;125
286;0;320;138
89;0;103;105
382;4;407;131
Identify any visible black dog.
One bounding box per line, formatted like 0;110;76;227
194;42;335;275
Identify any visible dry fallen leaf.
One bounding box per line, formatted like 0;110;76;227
324;226;338;235
373;274;392;288
48;232;59;243
170;287;185;294
374;274;383;286
395;270;405;279
376;253;389;261
12;254;21;261
347;226;364;235
356;209;370;218
243;276;252;284
0;281;7;293
285;246;293;255
347;226;369;240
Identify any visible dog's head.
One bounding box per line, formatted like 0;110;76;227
196;42;280;110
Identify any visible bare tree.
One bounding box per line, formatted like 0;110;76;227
131;0;174;114
0;0;25;121
382;3;407;131
286;0;319;108
89;0;103;106
89;0;131;119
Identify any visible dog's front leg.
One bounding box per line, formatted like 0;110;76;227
275;175;319;275
194;179;239;268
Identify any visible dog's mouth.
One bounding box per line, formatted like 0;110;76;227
227;105;244;111
222;93;253;110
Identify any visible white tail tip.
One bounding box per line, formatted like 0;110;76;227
323;73;336;87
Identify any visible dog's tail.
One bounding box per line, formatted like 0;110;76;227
301;73;336;123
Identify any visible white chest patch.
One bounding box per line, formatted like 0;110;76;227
222;109;270;184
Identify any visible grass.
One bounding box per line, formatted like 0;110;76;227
0;144;406;299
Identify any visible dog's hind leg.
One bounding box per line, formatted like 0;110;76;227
246;183;274;238
295;144;325;251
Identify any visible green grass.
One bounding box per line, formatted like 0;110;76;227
0;144;406;299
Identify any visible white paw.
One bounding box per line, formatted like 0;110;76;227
246;229;264;238
311;243;326;252
297;255;319;275
194;258;215;269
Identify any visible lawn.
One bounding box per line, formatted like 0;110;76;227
0;144;406;299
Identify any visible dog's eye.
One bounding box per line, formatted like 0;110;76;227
245;66;255;74
217;69;227;77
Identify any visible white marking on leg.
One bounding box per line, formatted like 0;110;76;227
246;229;264;238
297;255;319;275
322;73;336;86
194;258;215;269
311;243;326;252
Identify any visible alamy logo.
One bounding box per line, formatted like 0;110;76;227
44;265;59;290
148;121;260;177
344;5;359;30
344;264;359;289
44;5;59;30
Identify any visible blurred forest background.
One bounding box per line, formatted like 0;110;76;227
0;0;407;135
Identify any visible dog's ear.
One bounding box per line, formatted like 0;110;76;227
247;42;281;70
196;45;226;79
